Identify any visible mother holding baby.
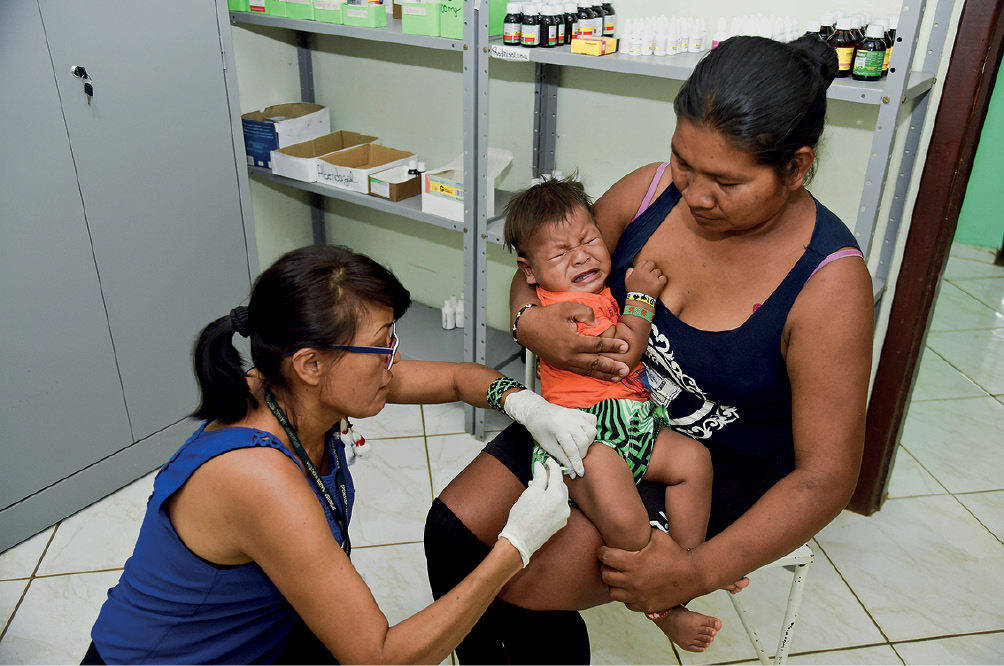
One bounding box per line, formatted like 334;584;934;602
424;34;874;662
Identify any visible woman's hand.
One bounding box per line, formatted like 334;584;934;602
518;302;630;381
502;389;596;477
597;529;708;612
498;459;571;566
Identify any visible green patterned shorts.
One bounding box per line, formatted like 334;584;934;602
531;398;665;484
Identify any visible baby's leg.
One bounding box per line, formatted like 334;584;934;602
643;427;713;549
565;444;651;552
641;428;719;652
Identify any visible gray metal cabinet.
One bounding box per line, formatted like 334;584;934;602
0;0;256;552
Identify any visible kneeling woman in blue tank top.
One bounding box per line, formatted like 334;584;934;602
84;245;596;664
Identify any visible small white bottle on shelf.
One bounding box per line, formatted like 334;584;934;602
455;295;465;327
442;298;455;330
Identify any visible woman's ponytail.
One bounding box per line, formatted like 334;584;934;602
191;310;256;423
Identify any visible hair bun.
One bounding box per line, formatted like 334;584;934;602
790;35;838;90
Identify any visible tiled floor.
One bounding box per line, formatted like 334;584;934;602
2;242;1002;665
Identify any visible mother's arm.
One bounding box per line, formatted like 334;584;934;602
600;254;874;610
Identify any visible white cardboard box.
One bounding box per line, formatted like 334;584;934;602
241;102;330;168
422;148;512;221
270;130;379;182
316;144;414;193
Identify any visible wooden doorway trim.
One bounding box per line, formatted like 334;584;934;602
850;0;1004;514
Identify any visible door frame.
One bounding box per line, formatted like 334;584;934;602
850;0;1004;514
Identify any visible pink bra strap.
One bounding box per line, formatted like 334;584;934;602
633;162;671;220
809;248;864;279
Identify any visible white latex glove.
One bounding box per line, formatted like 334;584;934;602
503;389;596;478
498;458;571;567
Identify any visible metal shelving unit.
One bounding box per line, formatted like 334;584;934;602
478;0;953;318
227;0;953;438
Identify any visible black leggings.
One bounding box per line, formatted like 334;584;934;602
424;422;784;664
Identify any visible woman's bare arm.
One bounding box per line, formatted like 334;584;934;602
599;256;873;609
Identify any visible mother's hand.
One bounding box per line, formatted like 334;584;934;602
518;302;630;382
598;529;707;612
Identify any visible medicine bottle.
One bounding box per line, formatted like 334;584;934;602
827;18;856;78
851;24;886;81
591;4;607;37
503;3;522;46
884;16;898;77
540;4;556;48
551;3;565;45
576;1;595;37
601;2;615;36
563;3;577;43
521;3;540;47
818;13;835;40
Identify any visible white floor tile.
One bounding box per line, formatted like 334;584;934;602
949;243;998;264
928;282;1004;332
886;447;948;498
422;402;514;437
427;432;488;497
900;396;1004;493
926;328;1004;394
944;254;1004;280
956;490;1004;544
351;543;433;628
815;496;1004;641
0;571;119;665
346;436;432;547
910;349;987;402
37;472;154;576
894;632;1004;664
950;276;1004;315
785;644;902;664
581;602;679;665
353;402;424;439
0;528;53;581
1;579;29;632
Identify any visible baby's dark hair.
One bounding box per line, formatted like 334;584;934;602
502;175;594;257
191;245;411;424
674;34;838;181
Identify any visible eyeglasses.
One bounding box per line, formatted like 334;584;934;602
286;324;400;370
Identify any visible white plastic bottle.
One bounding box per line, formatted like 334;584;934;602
454;295;465;327
442;298;455;330
641;18;655;56
619;18;632;53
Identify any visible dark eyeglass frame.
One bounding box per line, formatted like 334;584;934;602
285;324;400;370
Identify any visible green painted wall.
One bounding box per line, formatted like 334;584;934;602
956;63;1004;250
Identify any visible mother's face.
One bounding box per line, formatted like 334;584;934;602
670;118;804;237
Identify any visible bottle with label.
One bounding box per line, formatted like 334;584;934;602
618;17;631;52
407;157;419;177
852;24;886;81
601;2;615;36
454;296;465;328
540;4;556;48
884;15;898;77
818;13;835;40
551;3;565;45
827;18;856;78
521;3;540;47
576;1;595;37
503;3;523;46
591;4;607;38
564;2;578;43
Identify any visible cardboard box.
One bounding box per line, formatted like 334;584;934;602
265;0;286;16
316;144;414;193
242;103;330;168
570;36;618;56
270;130;380;182
369;165;422;201
343;4;387;27
229;0;250;12
313;0;343;23
422;148;512;221
284;0;314;19
401;0;440;36
439;0;463;38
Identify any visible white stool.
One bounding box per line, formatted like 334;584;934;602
526;350;814;663
729;543;814;665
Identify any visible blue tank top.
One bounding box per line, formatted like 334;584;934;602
608;182;860;475
90;423;355;664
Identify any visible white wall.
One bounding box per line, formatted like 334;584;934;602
230;0;962;357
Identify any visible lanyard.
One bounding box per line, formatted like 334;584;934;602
264;390;351;557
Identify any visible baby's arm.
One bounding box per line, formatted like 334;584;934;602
606;259;666;369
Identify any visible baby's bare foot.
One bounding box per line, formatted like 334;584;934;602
651;606;722;652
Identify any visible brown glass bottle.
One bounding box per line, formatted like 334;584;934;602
827;18;856;78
